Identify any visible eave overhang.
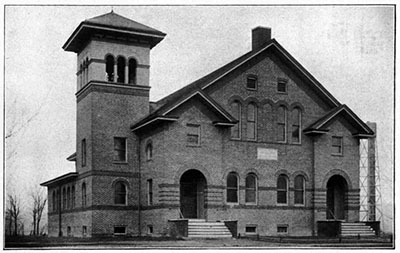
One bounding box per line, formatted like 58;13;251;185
40;172;78;187
131;116;178;132
63;22;166;53
66;152;77;162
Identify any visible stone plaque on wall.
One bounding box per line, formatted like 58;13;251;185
257;148;278;160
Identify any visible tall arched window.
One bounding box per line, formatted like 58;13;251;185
277;106;287;142
145;142;153;161
227;172;239;203
114;182;127;205
128;58;137;84
67;187;71;209
245;173;257;204
117;56;126;83
79;64;83;88
231;101;241;139
56;189;60;211
291;108;301;144
277;174;288;205
62;187;66;210
247;103;257;140
106;55;115;82
72;185;75;209
294;175;305;205
52;191;56;212
82;182;87;207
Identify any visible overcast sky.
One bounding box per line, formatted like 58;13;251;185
4;5;394;232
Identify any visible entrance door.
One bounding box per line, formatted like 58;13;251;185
180;170;207;218
326;175;347;220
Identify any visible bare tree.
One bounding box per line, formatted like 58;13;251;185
31;189;47;236
7;194;21;236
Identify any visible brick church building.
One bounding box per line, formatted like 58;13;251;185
41;11;375;238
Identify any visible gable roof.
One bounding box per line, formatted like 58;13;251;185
304;104;374;137
132;38;342;131
131;89;237;132
63;11;166;52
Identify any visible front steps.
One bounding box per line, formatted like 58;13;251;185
341;222;376;237
187;219;232;238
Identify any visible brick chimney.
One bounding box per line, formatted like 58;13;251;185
252;26;271;51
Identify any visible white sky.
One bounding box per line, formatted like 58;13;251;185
4;5;395;233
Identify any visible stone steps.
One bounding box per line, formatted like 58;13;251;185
341;222;376;237
187;219;232;238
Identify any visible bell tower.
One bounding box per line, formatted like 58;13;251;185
63;11;165;173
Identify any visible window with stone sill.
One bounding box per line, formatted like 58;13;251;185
332;136;343;155
186;124;200;146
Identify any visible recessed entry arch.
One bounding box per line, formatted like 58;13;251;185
179;169;207;219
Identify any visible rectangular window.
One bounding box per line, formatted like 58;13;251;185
277;78;288;93
245;225;257;234
277;225;288;234
81;139;86;167
147;225;154;234
332;136;343;155
114;226;127;235
82;226;87;237
113;137;127;162
147;179;153;205
187;124;200;146
246;75;257;90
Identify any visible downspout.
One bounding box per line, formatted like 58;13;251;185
58;185;62;237
311;136;316;236
137;134;142;236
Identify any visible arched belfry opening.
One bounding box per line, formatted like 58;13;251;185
326;175;348;220
180;169;207;219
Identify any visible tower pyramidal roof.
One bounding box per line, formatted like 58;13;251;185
63;11;166;52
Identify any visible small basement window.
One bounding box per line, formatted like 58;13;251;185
246;75;257;90
277;224;288;234
245;225;257;234
114;226;127;235
147;225;154;234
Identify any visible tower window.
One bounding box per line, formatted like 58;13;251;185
128;58;137;84
117;56;126;83
82;182;87;207
113;137;127;162
81;139;86;167
145;142;153;161
147;179;153;205
114;181;127;205
106;55;115;82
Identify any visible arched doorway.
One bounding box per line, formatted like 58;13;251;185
326;175;348;220
180;169;207;219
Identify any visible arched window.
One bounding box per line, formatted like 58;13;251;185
62;187;66;210
56;189;60;211
128;58;137;84
67;187;71;209
227;172;239;203
291;108;301;144
231;101;241;139
82;182;87;207
114;182;127;205
294;175;305;205
117;56;126;83
106;55;115;82
245;173;257;204
72;185;75;208
146;142;153;161
52;191;56;212
247;103;257;140
277;106;287;142
79;64;83;88
277;175;288;205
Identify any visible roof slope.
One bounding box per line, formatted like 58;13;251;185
304;104;374;137
132;38;343;131
85;11;165;36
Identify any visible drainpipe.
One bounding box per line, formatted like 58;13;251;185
137;135;142;236
58;185;62;237
311;137;316;236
